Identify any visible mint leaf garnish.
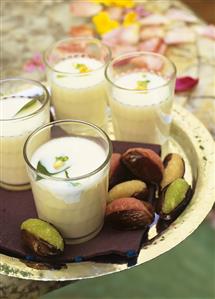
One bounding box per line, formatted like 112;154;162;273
70;182;81;187
36;161;70;181
37;161;51;176
65;170;70;179
65;170;81;187
15;99;37;116
56;74;67;78
56;156;69;162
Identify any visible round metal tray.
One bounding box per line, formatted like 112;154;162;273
0;104;214;281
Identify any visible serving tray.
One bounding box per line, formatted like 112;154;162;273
0;104;214;281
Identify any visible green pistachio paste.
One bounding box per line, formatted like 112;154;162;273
162;178;189;214
21;218;64;251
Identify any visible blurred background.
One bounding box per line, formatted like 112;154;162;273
1;1;215;298
183;0;215;24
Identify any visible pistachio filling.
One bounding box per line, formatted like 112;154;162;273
53;156;69;169
162;178;190;214
136;80;150;90
74;63;91;73
21;218;64;251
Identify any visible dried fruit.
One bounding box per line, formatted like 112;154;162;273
108;180;148;203
156;218;172;234
21;218;64;257
106;197;154;230
146;184;157;207
160;153;185;190
157;178;192;221
110;153;122;179
122;148;164;184
109;153;133;189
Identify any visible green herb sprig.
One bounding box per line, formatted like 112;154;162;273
136;80;150;91
65;170;81;187
36;161;70;181
15;99;37;116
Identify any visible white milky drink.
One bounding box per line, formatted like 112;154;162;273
50;57;108;129
109;72;173;144
0;94;49;190
29;136;109;243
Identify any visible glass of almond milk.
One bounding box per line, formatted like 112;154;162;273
44;37;111;131
105;52;176;145
24;120;112;244
0;78;50;191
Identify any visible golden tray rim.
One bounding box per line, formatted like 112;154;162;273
0;103;215;281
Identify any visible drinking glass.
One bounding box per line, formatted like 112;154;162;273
24;120;112;244
105;51;176;145
0;78;50;190
44;37;111;131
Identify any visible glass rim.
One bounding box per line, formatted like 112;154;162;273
43;37;112;76
0;77;50;122
105;51;177;92
23;119;113;182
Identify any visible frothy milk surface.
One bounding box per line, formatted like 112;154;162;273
113;72;169;106
31;136;106;179
53;57;104;88
29;136;109;241
1;96;42;120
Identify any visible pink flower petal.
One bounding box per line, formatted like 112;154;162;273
140;14;169;26
33;52;42;63
38;64;46;72
138;37;167;54
23;62;36;73
140;26;165;40
158;42;167;55
107;6;123;21
166;8;198;23
120;25;140;45
103;26;140;47
113;56;132;67
69;24;94;37
135;5;151;18
112;45;138;58
175;76;199;92
23;53;45;73
102;27;122;47
131;55;164;72
195;25;215;40
165;28;195;44
70;2;102;17
57;43;83;53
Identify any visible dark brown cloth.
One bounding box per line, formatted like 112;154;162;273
0;141;160;264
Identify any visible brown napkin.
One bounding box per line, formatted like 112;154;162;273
0;141;160;264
